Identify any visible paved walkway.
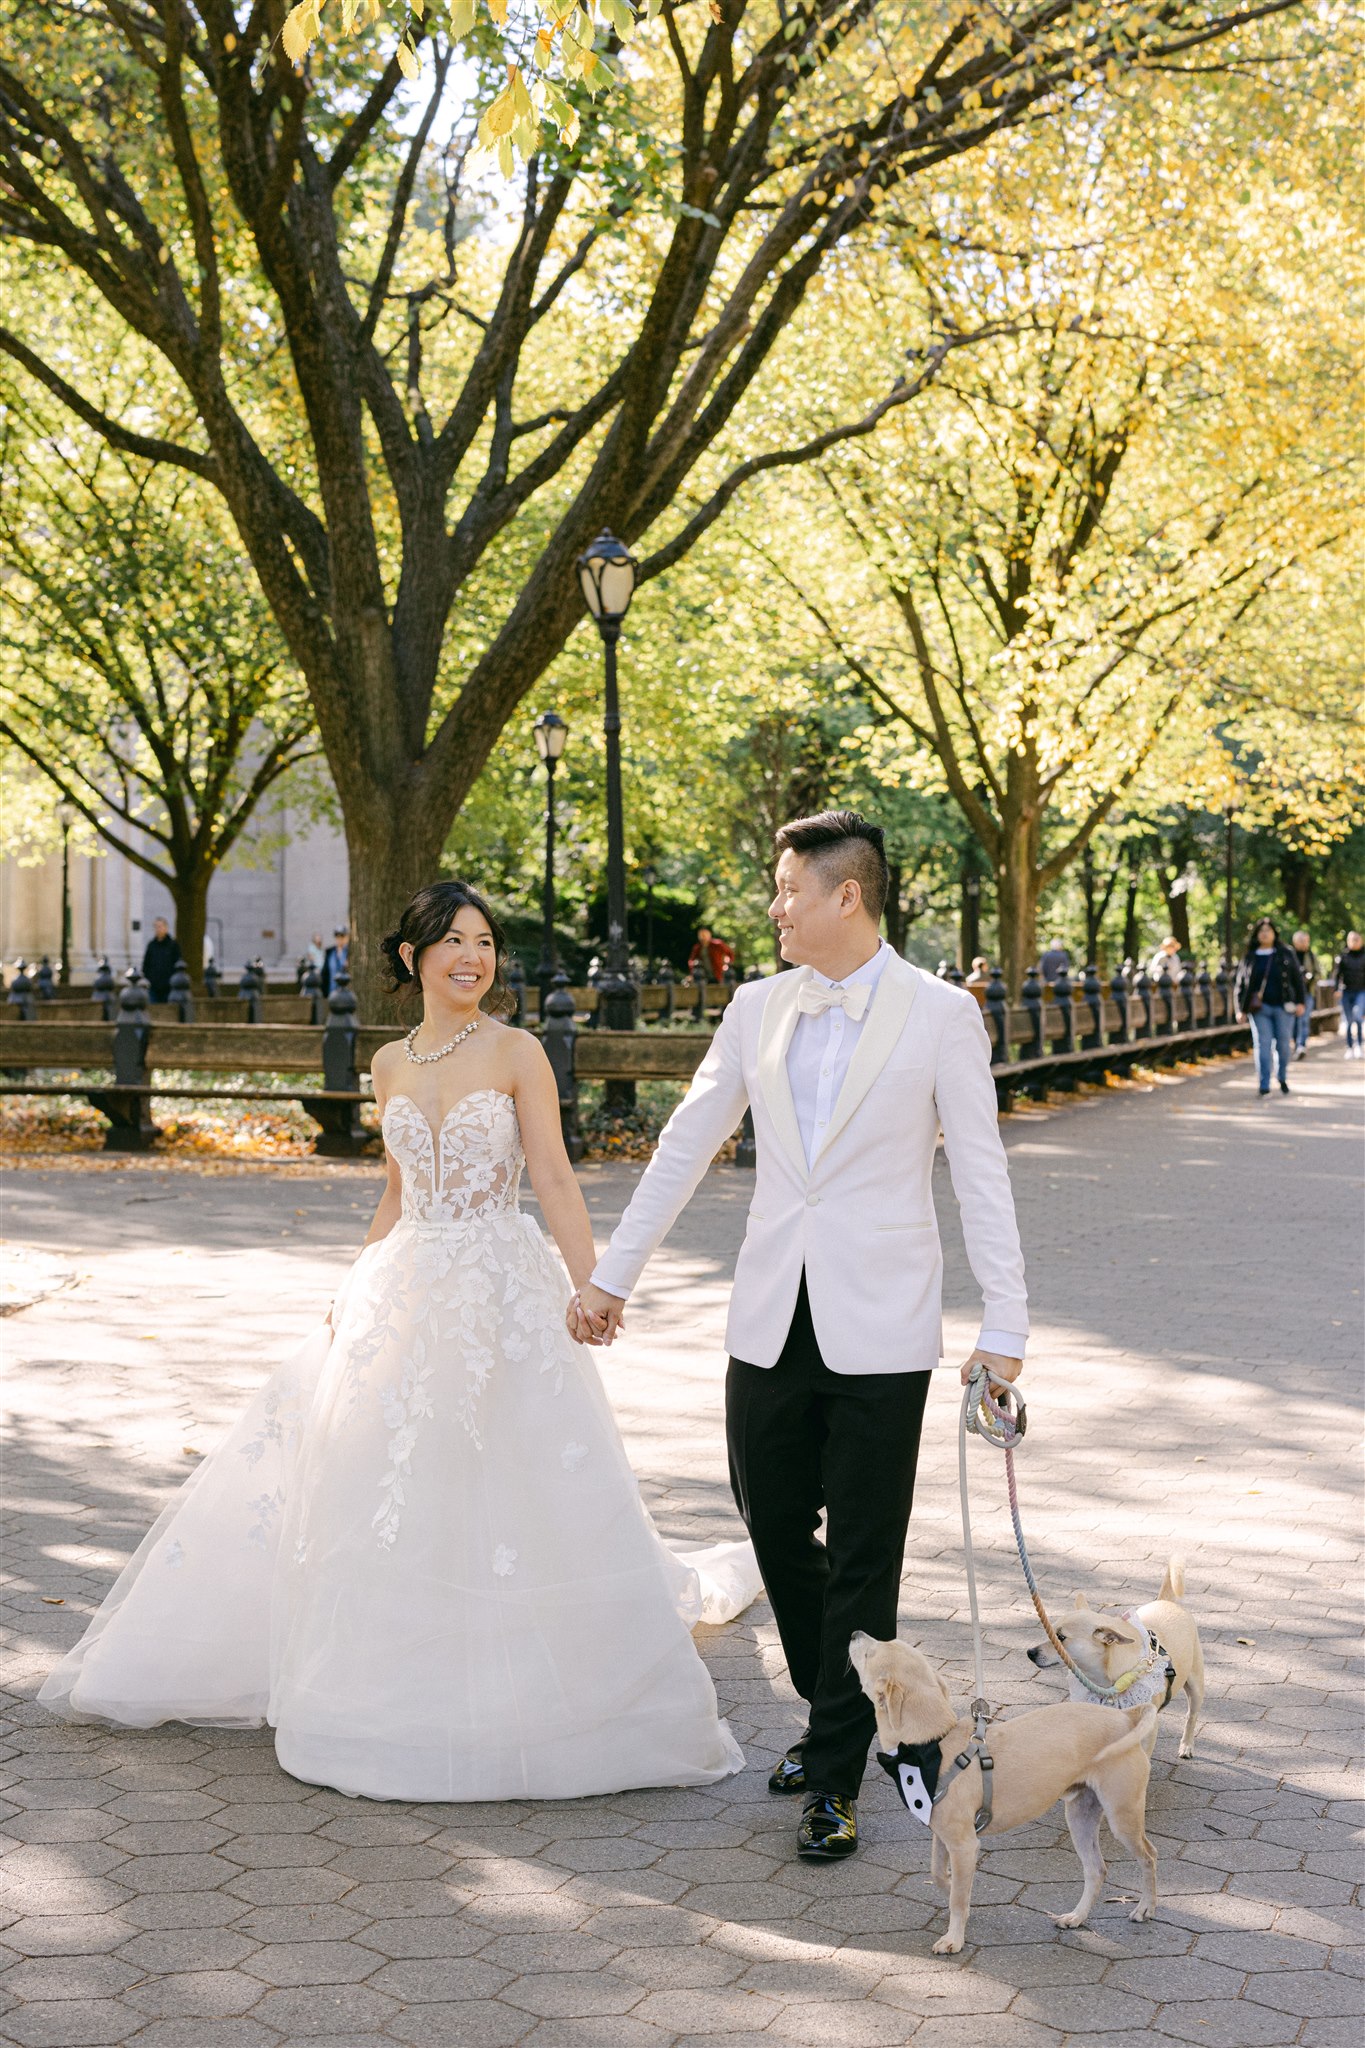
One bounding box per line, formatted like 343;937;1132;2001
2;1045;1361;2048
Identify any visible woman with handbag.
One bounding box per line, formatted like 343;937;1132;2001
1234;917;1308;1096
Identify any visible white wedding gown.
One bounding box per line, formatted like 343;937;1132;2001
39;1088;762;1801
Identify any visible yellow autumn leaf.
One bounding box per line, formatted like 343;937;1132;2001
281;3;313;62
396;34;419;77
489;0;509;23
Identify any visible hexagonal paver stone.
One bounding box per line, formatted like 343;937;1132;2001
0;1997;145;2047
1007;1985;1159;2033
736;1957;885;2006
352;1914;495;1960
1150;2001;1299;2047
385;2003;537;2048
122;1969;268;2019
111;2023;277;2048
0;1918;140;1958
249;1983;400;2034
364;1956;513;2004
1244;1968;1364;2019
630;1986;786;2035
0;1956;140;2002
908;2017;1065;2048
501;1969;647;2019
576;1904;714;1948
237;1937;381;1987
776;2000;942;2046
116;1927;257;1976
1106;1955;1245;2002
607;1945;746;1990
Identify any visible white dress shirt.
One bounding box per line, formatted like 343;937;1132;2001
787;942;1024;1362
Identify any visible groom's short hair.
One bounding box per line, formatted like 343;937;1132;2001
774;811;889;923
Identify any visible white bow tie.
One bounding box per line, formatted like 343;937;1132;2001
797;980;871;1021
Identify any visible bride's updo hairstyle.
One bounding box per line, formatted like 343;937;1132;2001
380;880;516;1016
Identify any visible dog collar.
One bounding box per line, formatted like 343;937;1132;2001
1110;1614;1178;1708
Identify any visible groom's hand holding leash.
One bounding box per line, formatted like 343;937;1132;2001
961;1347;1023;1393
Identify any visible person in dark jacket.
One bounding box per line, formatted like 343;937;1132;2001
141;917;182;1004
1333;931;1365;1059
321;927;350;997
1233;917;1307;1096
1290;930;1319;1058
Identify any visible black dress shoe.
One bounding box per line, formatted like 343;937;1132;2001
768;1745;807;1795
797;1792;858;1860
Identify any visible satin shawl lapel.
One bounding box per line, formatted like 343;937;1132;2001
815;953;918;1161
756;967;811;1180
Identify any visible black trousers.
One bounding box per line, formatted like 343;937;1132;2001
726;1273;930;1799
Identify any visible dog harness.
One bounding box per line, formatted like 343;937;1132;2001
878;1702;995;1835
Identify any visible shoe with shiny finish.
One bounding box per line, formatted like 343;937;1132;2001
768;1746;807;1795
797;1791;858;1860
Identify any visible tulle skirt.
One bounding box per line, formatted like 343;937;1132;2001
38;1212;762;1801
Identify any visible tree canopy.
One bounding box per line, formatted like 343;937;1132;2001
1;0;1325;1007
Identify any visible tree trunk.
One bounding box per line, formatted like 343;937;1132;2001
169;874;211;994
994;833;1041;999
1279;849;1315;927
343;798;453;1024
885;858;905;956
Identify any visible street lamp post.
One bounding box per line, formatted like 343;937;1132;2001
533;712;568;1016
56;799;77;987
1223;801;1236;971
642;862;658;981
576;531;639;1035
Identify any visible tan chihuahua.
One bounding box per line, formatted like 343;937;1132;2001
1027;1558;1204;1759
851;1632;1158;1955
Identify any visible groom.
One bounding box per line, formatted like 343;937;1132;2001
578;812;1027;1860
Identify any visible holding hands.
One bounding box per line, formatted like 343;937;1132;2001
567;1280;626;1347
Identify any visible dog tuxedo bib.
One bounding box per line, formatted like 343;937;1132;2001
876;1740;943;1825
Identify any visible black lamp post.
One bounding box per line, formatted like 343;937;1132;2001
642;862;658;980
1223;800;1236;970
576;531;639;1033
533;712;567;1013
961;861;981;970
56;798;76;988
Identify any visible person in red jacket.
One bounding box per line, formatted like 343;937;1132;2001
688;927;735;983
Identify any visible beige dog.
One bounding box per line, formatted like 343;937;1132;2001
850;1632;1158;1955
1027;1558;1204;1759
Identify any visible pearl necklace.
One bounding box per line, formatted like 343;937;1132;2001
403;1015;479;1064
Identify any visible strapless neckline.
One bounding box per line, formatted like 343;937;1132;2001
383;1087;515;1152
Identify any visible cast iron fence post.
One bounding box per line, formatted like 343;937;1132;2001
659;961;676;1025
300;961;325;1025
1021;963;1044;1061
34;958;56;1003
1110;964;1131;1043
542;971;583;1161
1133;965;1153;1040
985;965;1010;1064
506;955;527;1028
91;957;116;1020
302;970;369;1158
238;960;263;1023
1050;963;1075;1056
204;958;221;998
168;958;195;1022
1080;963;1104;1050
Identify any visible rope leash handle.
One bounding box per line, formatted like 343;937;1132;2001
962;1366;1159;1704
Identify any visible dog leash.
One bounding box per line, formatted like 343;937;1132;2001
960;1363;1161;1704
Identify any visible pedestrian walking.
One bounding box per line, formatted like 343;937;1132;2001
306;932;326;972
1148;935;1182;981
321;926;350;996
1234;917;1307;1096
140;916;182;1003
1290;930;1319;1058
1333;931;1365;1058
689;926;735;983
1039;938;1070;983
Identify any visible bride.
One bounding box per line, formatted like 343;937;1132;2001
39;879;760;1802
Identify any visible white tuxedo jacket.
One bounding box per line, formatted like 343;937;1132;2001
591;951;1028;1374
